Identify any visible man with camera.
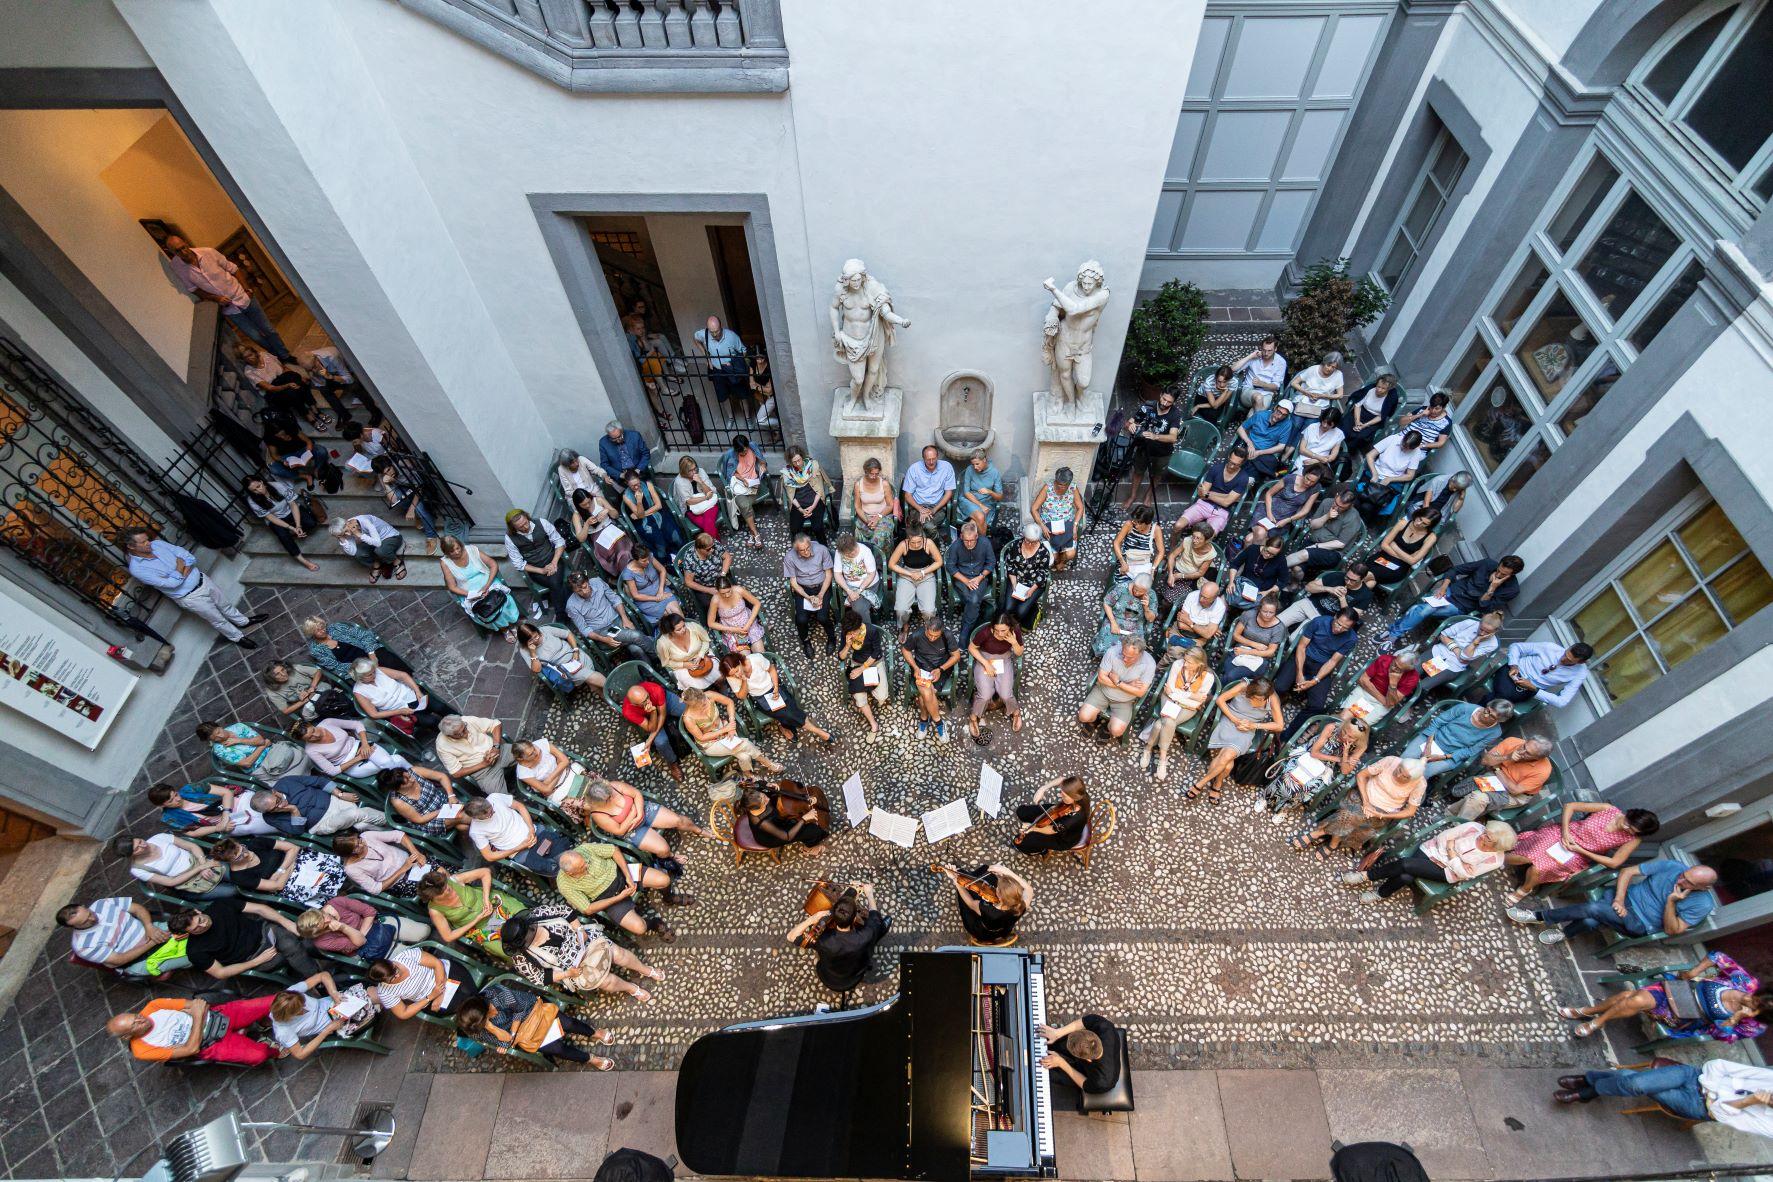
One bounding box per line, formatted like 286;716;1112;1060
1120;388;1185;511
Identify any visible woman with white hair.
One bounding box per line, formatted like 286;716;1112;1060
1002;522;1053;628
348;656;451;742
328;514;406;582
555;447;613;502
1343;820;1517;904
1294;755;1428;854
1093;572;1157;656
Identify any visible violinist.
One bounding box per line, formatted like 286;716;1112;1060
787;881;890;992
934;863;1031;947
1012;775;1091;857
741;786;829;855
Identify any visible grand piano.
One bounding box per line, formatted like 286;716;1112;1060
675;948;1057;1180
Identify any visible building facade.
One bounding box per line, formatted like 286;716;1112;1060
0;0;1771;938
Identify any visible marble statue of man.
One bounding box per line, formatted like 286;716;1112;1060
830;259;911;412
1041;261;1111;409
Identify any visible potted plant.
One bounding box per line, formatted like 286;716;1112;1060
1278;258;1389;367
1123;279;1210;395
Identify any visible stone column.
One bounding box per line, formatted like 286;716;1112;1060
1030;390;1109;502
828;386;903;505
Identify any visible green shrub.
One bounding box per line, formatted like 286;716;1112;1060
1123;280;1210;389
1278;259;1389;367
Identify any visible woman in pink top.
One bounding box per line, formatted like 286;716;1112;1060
333;830;429;898
1343;820;1517;903
1504;802;1660;904
1295;756;1427;853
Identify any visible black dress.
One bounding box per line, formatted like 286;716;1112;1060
1049;1014;1123;1112
955;867;1021;944
843;626;886;696
1012;802;1089;856
749;801;828;849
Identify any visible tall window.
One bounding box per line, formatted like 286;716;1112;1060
1632;0;1773;209
1569;498;1773;704
1374;124;1468;293
1437;149;1709;504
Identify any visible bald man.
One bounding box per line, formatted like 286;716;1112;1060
1511;860;1718;946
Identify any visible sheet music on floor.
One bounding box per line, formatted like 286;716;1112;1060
920;798;972;843
868;805;918;848
841;772;868;826
976;762;1004;817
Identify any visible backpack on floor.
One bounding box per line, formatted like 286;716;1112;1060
1330;1141;1429;1182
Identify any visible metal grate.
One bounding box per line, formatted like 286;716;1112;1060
636;347;783;451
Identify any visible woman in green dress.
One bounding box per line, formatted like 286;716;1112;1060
418;866;525;959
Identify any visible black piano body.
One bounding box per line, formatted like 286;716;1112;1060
675;947;1057;1180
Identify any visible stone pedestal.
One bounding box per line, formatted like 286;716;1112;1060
1030;389;1109;495
829;386;904;494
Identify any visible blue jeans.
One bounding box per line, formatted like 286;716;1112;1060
1401;735;1457;780
1386;598;1458;643
1586;1064;1706;1120
223;298;293;361
391;487;440;538
954;578;989;644
645;689;687;762
1536;897;1646;938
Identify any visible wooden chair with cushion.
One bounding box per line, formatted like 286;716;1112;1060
1067;799;1118;869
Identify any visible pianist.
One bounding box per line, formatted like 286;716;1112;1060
787;882;891;992
1039;1013;1124;1111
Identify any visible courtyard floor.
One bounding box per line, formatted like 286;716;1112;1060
0;339;1750;1179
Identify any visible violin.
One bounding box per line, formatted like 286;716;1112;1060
767;778;830;826
1025;797;1083;831
930;863;1001;905
796;878;849;948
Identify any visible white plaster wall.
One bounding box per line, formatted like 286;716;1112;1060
1582;647;1773;793
1492;0;1607;62
0;107;200;378
0;0;150;69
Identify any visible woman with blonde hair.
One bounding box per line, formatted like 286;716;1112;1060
437;534;519;637
674;455;722;539
681;687;782;775
1140;647;1214;783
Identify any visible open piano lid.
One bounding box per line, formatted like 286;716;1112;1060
674;952;976;1180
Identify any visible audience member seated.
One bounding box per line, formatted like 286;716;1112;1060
1139;648;1214;783
741;785;829;854
851;456;900;556
833;532;883;625
1341;820;1516;904
1159;523;1218;614
1039;1014;1124;1113
1220;597;1287;683
197;720;309;779
1234;335;1288;408
889;525;945;633
252;775;383;837
1223;536;1289;612
298;896;429;961
704;580;764;654
149;780;272;838
958;449;1005;535
947;520;998;644
1112;504;1163;584
1095;572;1158;659
1341;650;1419;726
464;789;573;875
1276;562;1378;631
300;718;411;781
504;508;571;625
381;765;466;841
1558;952;1768;1042
438;534;521;637
513;737;587;804
1237;400;1296;480
334;830;429;898
1366;509;1439;589
782;447;833;545
517;620;602;693
1503;802;1658;905
1261;714;1368;818
620;467;682;559
966;614;1026;743
1403;700;1514;780
418;867;523;959
565;571;652;665
59;897;175;975
1273;607;1361;721
620;543;683;632
1413;611;1503;696
1343;373;1399;469
1356;429;1427;521
1190;363;1240;423
574;774;714;860
683;688;782;775
1474;641;1593;710
456;983;615;1068
329;513;407;582
1447;736;1554;820
719;433;768;547
503;904;664;1001
270;971;379;1059
556;841;690;940
788;882;891;992
1193;677;1285;803
113;833;232;899
1248;465;1324;541
1295;756;1428;853
211;835;346;908
1012;776;1092;857
904;614;962;743
262;659;354;725
1510;859;1717;946
107;993;282;1066
434;715;512;796
303;613;413;679
675;458;723;542
368;944;458;1020
718;651;833;746
901;444;957;529
1177;446;1252;537
349;657;451;743
1557;1060;1773;1135
838;611;890;740
1162;580;1224;658
599;420;652;482
679;531;732;610
939;863;1031;947
169;899;319;980
1285;484;1362;577
783;533;838;658
622;679;688;782
1383;555;1523;648
1080;636;1155;745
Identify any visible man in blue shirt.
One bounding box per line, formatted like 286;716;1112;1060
598;421;652;480
1511;860;1718;946
945;520;996;645
1384;554;1525;647
121;528;264;647
958;450;1004;535
249;775;381;836
1236;399;1295;480
693;315;748;414
1272;607;1359;720
1402;699;1514;779
901;445;956;529
1474;641;1593;709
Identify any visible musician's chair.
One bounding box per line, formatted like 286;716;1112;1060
1068;799;1118;868
1079;1034;1135;1115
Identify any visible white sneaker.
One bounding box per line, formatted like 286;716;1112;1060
1270;811;1292;825
1357;890;1382;904
1339;871;1368;886
1249;797;1267;815
529;602;544;620
1506;907;1542;925
1538;929;1568;945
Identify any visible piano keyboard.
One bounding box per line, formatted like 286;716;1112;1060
1028;967;1055;1164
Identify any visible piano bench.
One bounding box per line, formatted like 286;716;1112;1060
1080;1039;1135;1114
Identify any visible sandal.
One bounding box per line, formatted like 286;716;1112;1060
368;566;381;584
1288;834;1318;854
591;1028;617;1045
1011;712;1024;733
1573;1021;1598;1038
1505;889;1531;906
1556;1007;1587;1020
631;987;653;1004
590;1055;616;1071
392;558;408;580
1185;783;1208;803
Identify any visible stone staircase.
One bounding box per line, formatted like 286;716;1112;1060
238;430;450;592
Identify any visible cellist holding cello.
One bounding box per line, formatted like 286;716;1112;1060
931;862;1032;946
1011;774;1092;857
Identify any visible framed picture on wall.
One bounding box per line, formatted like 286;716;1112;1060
217;226;296;320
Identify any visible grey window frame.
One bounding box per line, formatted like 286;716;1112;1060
1372;124;1467;293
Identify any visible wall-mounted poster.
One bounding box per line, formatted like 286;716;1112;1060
0;602;137;749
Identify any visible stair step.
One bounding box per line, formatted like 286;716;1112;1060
241;552;452;590
240;519;445;558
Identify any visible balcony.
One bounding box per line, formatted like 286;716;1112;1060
398;0;789;93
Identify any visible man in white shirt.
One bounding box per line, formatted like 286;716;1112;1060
57;897;174;975
1560;1059;1773;1136
1233;335;1288;409
464;792;569;874
1357;429;1427;522
160;235;294;361
330;515;405;579
1168;581;1226;653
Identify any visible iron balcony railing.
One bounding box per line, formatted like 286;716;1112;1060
637;347;783;452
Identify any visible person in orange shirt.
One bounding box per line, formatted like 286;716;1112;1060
106;994;280;1065
1448;736;1555;821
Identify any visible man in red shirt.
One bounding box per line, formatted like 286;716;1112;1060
621;681;686;782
